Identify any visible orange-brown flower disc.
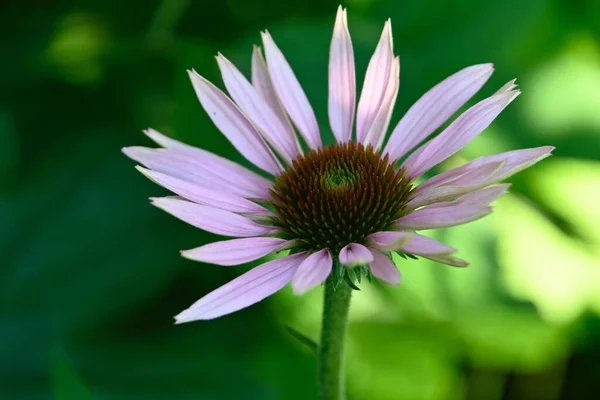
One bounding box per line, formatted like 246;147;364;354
270;142;414;253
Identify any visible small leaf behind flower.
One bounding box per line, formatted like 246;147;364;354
285;326;318;354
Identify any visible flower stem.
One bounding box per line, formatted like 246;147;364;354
318;278;353;400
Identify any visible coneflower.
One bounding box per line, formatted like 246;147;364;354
123;6;552;399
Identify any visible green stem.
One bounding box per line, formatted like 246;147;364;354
318;278;353;400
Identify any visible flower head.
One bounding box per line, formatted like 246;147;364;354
123;6;553;323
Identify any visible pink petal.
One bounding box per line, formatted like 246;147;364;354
143;128;198;151
454;183;510;206
356;20;394;144
251;46;296;140
401;233;456;255
136;166;271;215
369;249;401;285
151;197;278;237
328;6;356;143
182;237;292;266
364;56;400;150
463;146;554;183
175;252;306;322
216;53;300;163
394;204;492;230
339;243;374;267
416;146;554;196
292;249;333;294
495;78;518;94
188;70;282;175
366;231;414;251
406;160;505;209
401;85;520;178
122;145;272;200
394;185;509;230
419;253;469;268
261;31;321;150
384;63;494;162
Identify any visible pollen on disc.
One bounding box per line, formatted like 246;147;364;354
269;142;413;253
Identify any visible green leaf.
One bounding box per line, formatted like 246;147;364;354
285;326;318;354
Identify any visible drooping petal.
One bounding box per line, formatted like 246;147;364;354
356;20;394;144
188;70;282;175
216;53;300;163
151;197;278;237
339;243;374;267
182;237;293;266
418;253;469;268
454;183;510;206
495;78;518;94
369;249;401;285
261;31;321;150
415;146;554;197
472;146;554;182
366;231;414;251
406;160;505;209
175;252;306;322
394;185;509;230
401;233;456;255
137;166;271;215
394;204;491;230
143;128;197;151
364;56;400;150
122;144;272;200
402;85;520;178
328;6;356;143
384;63;494;162
251;46;296;139
292;249;333;294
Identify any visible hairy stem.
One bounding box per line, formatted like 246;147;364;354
318;278;352;400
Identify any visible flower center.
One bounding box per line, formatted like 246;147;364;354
269;142;413;253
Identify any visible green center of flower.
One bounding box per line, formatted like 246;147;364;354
269;142;414;253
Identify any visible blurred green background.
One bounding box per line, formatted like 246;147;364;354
2;0;600;399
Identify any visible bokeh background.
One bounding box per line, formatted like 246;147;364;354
2;0;600;399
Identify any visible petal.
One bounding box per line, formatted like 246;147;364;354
366;231;414;251
369;249;401;285
136;166;271;215
417;146;554;194
406;160;505;209
143;128;197;151
363;56;400;150
419;253;469;268
328;6;356;143
122;144;272;200
454;183;510;206
175;252;306;322
188;70;282;175
339;243;374;267
151;197;278;237
261;31;321;150
251;46;296;139
463;146;554;183
401;233;456;255
401;85;520;178
356;20;394;144
292;249;333;294
495;78;518;94
394;205;491;230
394;185;508;230
216;53;300;163
182;237;293;266
384;63;494;162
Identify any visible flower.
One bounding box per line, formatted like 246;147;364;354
123;6;553;323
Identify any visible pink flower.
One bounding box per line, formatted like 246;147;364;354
123;7;553;323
